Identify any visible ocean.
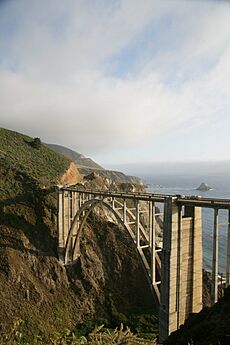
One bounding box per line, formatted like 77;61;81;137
144;173;230;275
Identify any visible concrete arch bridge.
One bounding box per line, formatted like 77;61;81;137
57;187;230;342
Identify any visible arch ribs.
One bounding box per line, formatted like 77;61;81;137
57;188;162;302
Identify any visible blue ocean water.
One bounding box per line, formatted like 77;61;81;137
144;174;230;275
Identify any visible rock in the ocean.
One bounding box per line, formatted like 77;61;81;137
196;182;212;191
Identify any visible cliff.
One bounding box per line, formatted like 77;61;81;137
59;161;82;185
0;128;157;341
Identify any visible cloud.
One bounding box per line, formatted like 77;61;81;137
0;0;230;161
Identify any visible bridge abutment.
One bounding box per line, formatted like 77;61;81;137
58;189;78;261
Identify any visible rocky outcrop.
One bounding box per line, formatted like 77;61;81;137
79;167;143;185
59;162;82;185
196;182;212;191
81;172;144;194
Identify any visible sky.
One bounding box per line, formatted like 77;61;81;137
0;0;230;168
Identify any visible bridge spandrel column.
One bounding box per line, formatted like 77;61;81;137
123;199;127;225
150;201;156;285
159;197;179;342
71;191;80;240
211;208;219;305
191;206;203;313
63;191;71;247
71;191;77;221
136;200;140;249
57;189;64;253
57;189;71;261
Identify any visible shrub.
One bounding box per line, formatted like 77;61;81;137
31;137;42;149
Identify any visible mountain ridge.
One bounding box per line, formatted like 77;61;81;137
47;143;143;185
46;143;104;170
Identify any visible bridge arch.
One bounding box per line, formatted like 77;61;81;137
65;198;135;262
64;197;159;304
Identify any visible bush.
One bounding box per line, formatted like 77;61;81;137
31;137;42;149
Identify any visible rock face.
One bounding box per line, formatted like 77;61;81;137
59;162;82;185
81;172;144;194
84;171;98;181
196;182;212;191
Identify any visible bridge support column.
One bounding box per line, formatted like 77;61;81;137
150;201;156;285
226;210;230;287
71;191;77;222
136;200;140;249
211;208;219;304
57;189;64;259
159;199;202;343
123;199;127;225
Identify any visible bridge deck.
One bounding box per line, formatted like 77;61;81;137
61;186;230;209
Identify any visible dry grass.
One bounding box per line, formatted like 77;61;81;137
0;321;157;345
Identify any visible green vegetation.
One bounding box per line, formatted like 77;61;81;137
0;128;67;255
30;137;42;149
0;127;71;199
0;320;157;344
0;128;75;337
72;306;158;341
107;297;158;339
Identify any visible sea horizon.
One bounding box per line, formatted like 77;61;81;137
142;173;230;275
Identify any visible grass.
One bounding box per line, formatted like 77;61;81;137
0;127;71;199
0;320;157;344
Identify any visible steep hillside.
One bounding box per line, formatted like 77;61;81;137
0;128;157;342
0;128;81;197
47;143;103;170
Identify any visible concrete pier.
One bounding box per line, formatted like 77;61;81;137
159;199;202;342
226;210;230;287
211;208;219;305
